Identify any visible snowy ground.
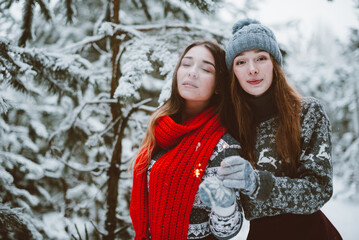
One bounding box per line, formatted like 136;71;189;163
232;176;359;240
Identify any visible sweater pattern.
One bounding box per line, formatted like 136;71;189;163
241;97;333;220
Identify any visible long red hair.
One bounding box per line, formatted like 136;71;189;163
230;55;302;176
130;40;233;172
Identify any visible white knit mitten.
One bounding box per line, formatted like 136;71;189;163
198;176;236;216
218;156;259;196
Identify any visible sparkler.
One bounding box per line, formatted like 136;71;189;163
222;142;228;153
194;163;203;178
185;142;204;178
185;141;229;178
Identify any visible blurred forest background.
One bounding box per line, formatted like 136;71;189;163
0;0;358;239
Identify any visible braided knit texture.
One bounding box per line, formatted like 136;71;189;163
130;107;225;240
225;18;282;69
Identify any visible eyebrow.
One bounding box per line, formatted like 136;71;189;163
183;56;215;67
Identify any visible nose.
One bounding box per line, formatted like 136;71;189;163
248;61;258;75
188;66;198;78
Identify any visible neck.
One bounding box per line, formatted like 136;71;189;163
181;101;210;123
246;84;278;122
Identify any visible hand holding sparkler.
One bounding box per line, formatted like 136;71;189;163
199;176;236;216
218;156;259;196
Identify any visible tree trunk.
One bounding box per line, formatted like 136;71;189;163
104;0;122;239
104;133;123;240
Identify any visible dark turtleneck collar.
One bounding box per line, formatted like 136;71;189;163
246;84;278;123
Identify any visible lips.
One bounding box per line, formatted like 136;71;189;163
247;79;262;85
183;81;198;88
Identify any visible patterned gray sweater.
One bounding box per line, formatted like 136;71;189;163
242;97;333;220
148;133;243;239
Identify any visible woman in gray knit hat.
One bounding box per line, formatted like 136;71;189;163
218;19;342;239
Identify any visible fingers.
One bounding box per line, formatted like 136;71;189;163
222;179;246;189
219;172;245;180
217;164;243;176
221;155;246;168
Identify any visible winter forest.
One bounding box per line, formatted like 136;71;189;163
0;0;359;239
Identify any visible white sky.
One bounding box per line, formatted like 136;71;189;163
258;0;357;42
222;0;358;44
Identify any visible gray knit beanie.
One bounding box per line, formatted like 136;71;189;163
225;19;282;70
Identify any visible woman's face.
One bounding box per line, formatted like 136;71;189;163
177;45;216;108
232;49;273;97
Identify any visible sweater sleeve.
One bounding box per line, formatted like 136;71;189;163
207;134;243;239
252;98;333;215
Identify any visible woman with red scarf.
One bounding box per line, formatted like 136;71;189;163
130;40;243;240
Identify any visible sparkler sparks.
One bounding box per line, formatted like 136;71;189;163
194;163;203;178
184;143;204;179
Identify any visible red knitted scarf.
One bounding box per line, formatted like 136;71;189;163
130;107;225;240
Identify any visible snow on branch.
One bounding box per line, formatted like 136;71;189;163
62;35;107;53
56;156;110;174
0;95;13;114
0;39;91;97
62;21;225;56
113;22;225;40
180;0;221;13
114;37;177;99
0;151;44;180
48;96;117;144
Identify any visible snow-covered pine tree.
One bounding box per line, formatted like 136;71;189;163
333;0;359;200
1;0;256;239
0;34;92;239
285;2;359;200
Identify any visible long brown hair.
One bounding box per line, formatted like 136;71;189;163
130;40;232;172
230;55;302;176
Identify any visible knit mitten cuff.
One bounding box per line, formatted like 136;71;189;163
212;202;236;217
252;170;275;201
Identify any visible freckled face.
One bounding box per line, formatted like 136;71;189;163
177;46;216;107
232;49;273;97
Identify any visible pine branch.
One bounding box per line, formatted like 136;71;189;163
0;42;21;81
62;35;107;53
19;0;35;47
139;0;152;21
0;96;12;114
181;0;222;13
65;0;74;24
35;0;52;21
48;96;119;145
18;48;90;96
0;0;17;9
164;0;190;21
114;22;225;40
0;208;34;239
104;0;111;22
0;41;40;96
55;157;110;174
18;0;53;46
131;0;139;8
1;40;91;99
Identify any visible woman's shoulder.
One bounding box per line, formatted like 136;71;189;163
299;96;331;125
300;96;323;108
300;97;328;115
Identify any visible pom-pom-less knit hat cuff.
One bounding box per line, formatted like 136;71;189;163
225;19;282;70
